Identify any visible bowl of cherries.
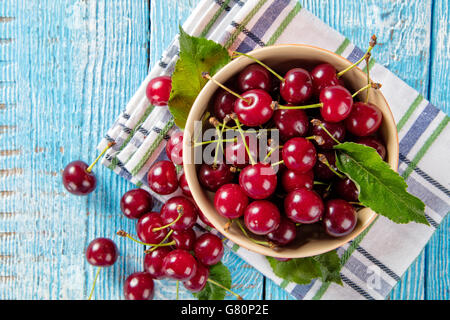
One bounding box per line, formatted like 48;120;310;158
183;44;399;259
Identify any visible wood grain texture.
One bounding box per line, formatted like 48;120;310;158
0;0;448;300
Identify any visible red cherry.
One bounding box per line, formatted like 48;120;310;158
146;75;172;106
273;109;309;141
120;188;154;219
266;217;297;246
85;238;119;267
356;136;386;160
160;196;198;231
166;131;183;165
136;212;168;244
323;199;357;237
334;178;359;202
313;150;337;181
214;183;249;219
198;163;234;192
244;200;281;235
281;168;314;193
147;161;178;195
311;63;340;95
124;272;155;300
171;228;196;251
234;89;274;127
183;263;209;293
311;120;346;149
319;85;353;122
213;89;236;121
238;63;271;92
224;135;258;168
239;163;277;199
284;188;324;224
62;161;97;195
280;68;313;104
179;173;192;197
194;233;224;266
345;102;382;137
143;247;171;279
282;137;317;174
162;249;198;281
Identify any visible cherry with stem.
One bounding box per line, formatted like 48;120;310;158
336;35;377;78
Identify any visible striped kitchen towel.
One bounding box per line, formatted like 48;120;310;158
98;0;450;300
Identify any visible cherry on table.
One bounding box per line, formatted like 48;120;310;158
194;233;224;266
146;75;172;106
162;249;198;281
273;108;309;141
86;238;119;267
323;199;357;237
311;63;340;95
234;89;274;127
284;188;324;224
345;102;382;137
198;163;234;192
266;217;297;246
214;183;249;219
244;200;281;235
281;168;314;193
144;247;172;279
124;272;155;300
166;131;184;165
120;188;154;219
147;160;178;195
319;85;353;123
280;68;313;104
238;63;272;92
239;163;278;200
136;212;168;244
183;263;209;293
282;137;317;174
171;228;197;251
160;196;198;231
356;136;386;160
62;160;97;195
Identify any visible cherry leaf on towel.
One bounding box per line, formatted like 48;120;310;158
168;27;231;128
192;261;231;300
334;142;428;225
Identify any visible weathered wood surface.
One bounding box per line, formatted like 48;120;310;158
0;0;448;300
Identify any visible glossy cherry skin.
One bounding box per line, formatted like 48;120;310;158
166;131;183;165
238;63;271;92
345;102;382;137
281;169;314;193
214;183;249;219
146;75;172;106
147;160;178;195
160;196;198;231
120;188;153;219
213;89;236;121
162;249;198;281
198;163;234;192
280;68;313;104
224;135;258;168
171;228;196;251
273;109;309;141
143;247;171;279
311;63;340;95
334;178;359;202
62;161;97;195
183;263;209;293
239;163;277;199
313;150;337;181
136;212;168;244
85;238;119;267
195;202;215;228
124;272;155;300
266;217;297;246
179;173;192;197
282;137;317;174
323;199;357;237
319;85;353;123
356;136;386;160
311;120;346;149
234;89;274;127
284;188;324;224
194;233;224;266
244;200;281;235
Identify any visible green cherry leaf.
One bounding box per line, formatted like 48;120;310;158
168;27;231;128
334;142;428;225
312;250;343;286
193;261;231;300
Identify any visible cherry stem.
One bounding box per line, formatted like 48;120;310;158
224;219;233;232
194;138;236;146
231;114;256;165
337;35;377;78
276;102;323;110
176;281;180;300
235;219;275;249
263;145;282;162
117;230;174;247
349;201;364;206
152;206;184;232
88;267;101;300
207;278;243;300
364;53;371;103
318;153;345;179
143;241;176;254
271;160;284;167
352;82;381;98
147;229;174;253
313;181;328;186
232;51;285;83
311;119;341;145
202;72;251;104
86;142;115;173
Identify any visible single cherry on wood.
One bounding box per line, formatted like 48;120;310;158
86;238;119;267
62;160;97;196
124;272;155;300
